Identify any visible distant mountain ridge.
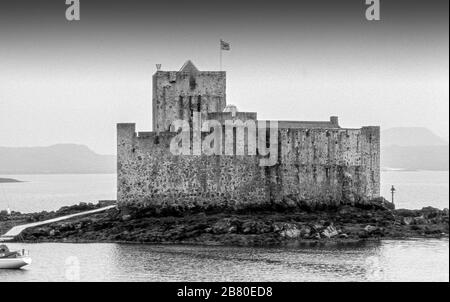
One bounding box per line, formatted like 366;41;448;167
0;127;448;174
381;127;449;171
0;144;116;174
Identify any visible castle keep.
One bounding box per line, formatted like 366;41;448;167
117;61;380;210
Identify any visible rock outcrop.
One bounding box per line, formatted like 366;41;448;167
3;199;446;247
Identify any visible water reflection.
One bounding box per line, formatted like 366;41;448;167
1;239;448;282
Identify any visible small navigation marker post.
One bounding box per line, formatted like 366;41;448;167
390;185;396;205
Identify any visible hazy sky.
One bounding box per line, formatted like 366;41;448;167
0;0;448;154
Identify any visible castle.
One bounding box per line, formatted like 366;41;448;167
117;61;380;211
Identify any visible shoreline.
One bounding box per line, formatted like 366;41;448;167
1;200;448;247
10;235;449;247
0;177;23;183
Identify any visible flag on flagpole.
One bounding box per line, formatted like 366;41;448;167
220;39;231;51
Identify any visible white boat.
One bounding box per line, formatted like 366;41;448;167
0;256;32;269
0;245;32;269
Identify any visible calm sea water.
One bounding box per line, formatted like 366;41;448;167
0;174;117;213
381;171;449;210
0;172;448;282
0;171;448;213
1;240;448;282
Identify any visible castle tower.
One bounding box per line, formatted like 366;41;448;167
152;60;226;132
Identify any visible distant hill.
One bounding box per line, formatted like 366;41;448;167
382;127;448;147
0;144;116;174
381;127;449;171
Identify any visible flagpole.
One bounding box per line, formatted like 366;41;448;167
219;42;222;71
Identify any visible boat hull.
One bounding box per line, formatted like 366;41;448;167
0;257;32;269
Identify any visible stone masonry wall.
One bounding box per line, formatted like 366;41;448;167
117;123;380;210
274;126;380;208
152;71;226;133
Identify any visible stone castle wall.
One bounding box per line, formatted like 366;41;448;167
118;61;380;211
275;126;380;207
117;123;380;210
152;71;226;133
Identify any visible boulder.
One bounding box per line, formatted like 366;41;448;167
212;218;238;234
309;223;324;233
366;197;395;210
363;225;385;236
443;208;449;217
228;225;238;233
272;223;282;233
121;215;132;222
281;228;301;238
364;225;377;232
311;233;321;240
299;225;312;238
402;217;414;226
275;222;301;239
242;221;271;234
255;222;271;234
413;216;429;225
321;224;339;238
338;206;353;216
241;222;254;234
358;231;369;239
282;197;298;209
420;207;442;219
